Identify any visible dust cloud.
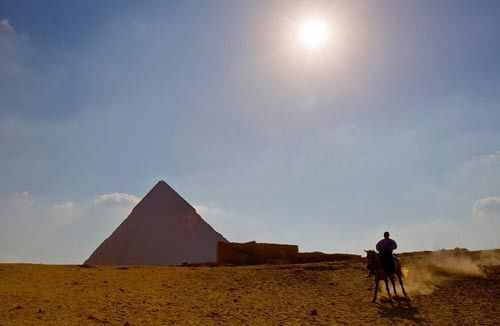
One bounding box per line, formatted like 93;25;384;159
402;249;500;296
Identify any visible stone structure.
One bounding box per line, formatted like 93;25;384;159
217;241;299;265
85;181;228;265
217;241;361;265
295;252;361;263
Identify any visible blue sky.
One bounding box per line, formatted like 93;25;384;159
1;0;499;263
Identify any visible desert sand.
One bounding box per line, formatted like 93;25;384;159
1;249;499;325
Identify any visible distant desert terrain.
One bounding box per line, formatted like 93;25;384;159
1;249;499;325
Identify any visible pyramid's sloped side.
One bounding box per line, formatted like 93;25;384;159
86;211;228;265
85;181;228;265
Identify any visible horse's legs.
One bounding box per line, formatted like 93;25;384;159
397;273;408;298
390;275;397;296
372;278;379;302
384;279;393;304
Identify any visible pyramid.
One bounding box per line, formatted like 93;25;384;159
85;181;228;265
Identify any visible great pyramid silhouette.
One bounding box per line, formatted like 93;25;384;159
85;181;228;265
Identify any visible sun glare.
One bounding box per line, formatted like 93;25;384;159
298;19;330;49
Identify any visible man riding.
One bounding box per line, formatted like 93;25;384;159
376;231;397;275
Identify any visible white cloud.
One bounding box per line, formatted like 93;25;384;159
50;201;77;224
52;201;76;210
194;204;228;217
10;191;34;207
450;150;500;197
0;190;143;263
473;197;500;220
0;18;14;32
94;192;141;206
462;150;500;169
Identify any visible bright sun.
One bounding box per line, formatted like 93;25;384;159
298;19;330;49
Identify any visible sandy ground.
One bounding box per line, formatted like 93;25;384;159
1;250;499;325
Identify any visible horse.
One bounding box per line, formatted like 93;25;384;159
365;250;408;303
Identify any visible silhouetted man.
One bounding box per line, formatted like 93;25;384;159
376;231;397;275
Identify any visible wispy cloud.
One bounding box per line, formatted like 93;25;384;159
10;191;34;207
51;202;76;210
94;193;141;206
450;149;500;196
0;190;142;263
50;202;77;224
0;18;14;32
462;150;500;169
194;204;228;218
473;196;500;220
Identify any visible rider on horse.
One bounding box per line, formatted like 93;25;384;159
365;232;408;302
366;231;398;277
376;231;397;275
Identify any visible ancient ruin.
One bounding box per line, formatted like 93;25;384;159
217;241;299;265
85;181;228;265
217;241;360;265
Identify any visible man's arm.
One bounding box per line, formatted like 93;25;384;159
391;240;398;250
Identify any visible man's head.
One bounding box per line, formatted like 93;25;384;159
384;231;390;239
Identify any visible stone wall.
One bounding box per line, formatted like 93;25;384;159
217;241;299;265
295;252;361;263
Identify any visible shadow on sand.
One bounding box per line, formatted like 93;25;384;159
376;302;428;325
